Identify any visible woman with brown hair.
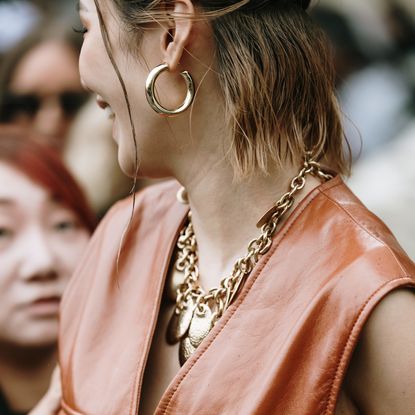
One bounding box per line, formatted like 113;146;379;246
37;0;415;413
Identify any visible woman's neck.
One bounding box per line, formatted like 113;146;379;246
165;85;324;290
0;344;57;413
177;157;322;290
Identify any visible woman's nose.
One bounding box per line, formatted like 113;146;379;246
20;229;58;282
33;97;67;142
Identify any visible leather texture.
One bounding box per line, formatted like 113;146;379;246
58;176;415;415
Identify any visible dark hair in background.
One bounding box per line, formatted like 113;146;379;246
0;125;96;233
94;0;350;178
0;22;83;122
386;3;415;115
311;6;369;84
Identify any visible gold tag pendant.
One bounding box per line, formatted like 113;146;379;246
178;304;215;366
188;304;214;348
166;299;195;345
179;337;197;366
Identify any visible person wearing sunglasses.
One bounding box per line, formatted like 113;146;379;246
0;23;89;153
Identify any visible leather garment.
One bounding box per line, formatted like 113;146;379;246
57;176;415;414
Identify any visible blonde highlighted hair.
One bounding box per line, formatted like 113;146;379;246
96;0;350;177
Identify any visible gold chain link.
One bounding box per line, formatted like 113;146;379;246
171;154;332;338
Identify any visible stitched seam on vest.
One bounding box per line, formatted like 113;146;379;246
122;185;183;414
61;399;84;415
323;277;415;415
319;176;343;192
129;349;142;414
159;187;321;413
318;188;407;276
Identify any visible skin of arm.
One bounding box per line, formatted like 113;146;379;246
343;289;415;414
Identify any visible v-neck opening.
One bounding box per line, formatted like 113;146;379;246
133;202;189;414
153;176;342;414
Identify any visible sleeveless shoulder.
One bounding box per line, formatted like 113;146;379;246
319;178;413;274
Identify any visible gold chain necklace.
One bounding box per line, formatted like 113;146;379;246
166;155;333;365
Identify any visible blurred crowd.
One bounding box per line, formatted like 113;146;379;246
0;0;413;413
311;0;415;260
0;0;133;219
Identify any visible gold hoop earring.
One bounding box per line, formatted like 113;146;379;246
145;63;195;116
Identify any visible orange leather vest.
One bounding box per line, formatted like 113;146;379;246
58;177;415;414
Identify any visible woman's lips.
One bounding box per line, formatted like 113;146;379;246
96;95;117;142
28;296;61;317
96;94;108;109
96;95;115;120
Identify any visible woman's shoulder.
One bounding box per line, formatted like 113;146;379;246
342;288;415;414
316;178;414;274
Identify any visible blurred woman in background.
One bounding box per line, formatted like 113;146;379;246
0;24;88;153
0;21;135;218
0;126;95;414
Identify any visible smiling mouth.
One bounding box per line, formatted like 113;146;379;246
96;95;115;120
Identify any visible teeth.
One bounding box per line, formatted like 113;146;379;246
104;105;115;120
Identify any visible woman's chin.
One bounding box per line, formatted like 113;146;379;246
13;328;58;348
118;151;138;178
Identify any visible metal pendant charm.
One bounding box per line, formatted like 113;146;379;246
167;157;330;366
177;299;196;338
188;304;214;348
179;337;197;366
166;299;195;345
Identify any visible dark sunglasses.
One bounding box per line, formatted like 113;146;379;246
0;91;89;121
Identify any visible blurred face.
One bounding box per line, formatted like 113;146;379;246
78;0;187;177
8;41;88;152
0;162;90;347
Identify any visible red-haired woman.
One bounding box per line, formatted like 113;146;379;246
0;126;95;414
39;0;415;413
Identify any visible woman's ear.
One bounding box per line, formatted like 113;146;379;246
162;0;195;71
